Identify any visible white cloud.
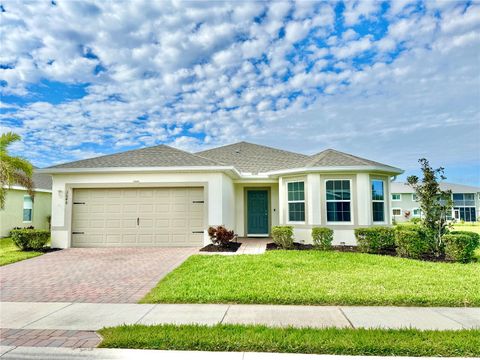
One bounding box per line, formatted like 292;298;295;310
343;0;380;26
0;0;478;183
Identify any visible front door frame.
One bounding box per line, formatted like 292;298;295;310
245;187;271;237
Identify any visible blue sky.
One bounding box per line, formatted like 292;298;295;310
1;0;479;185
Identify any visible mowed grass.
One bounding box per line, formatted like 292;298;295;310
99;324;480;357
0;237;43;266
453;222;480;234
141;251;480;306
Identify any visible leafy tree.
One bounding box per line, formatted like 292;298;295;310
406;158;453;257
0;132;34;209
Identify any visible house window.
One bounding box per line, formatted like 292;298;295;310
392;194;401;201
392;208;402;216
287;181;305;222
372;180;385;222
23;195;33;222
326;180;351;222
412;208;421;217
412;193;417;201
452;193;477;222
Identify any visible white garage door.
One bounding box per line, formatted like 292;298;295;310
72;187;204;247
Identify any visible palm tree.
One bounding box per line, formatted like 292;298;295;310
0;132;34;209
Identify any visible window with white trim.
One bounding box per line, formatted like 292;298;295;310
287;181;305;222
23;195;33;222
391;194;401;201
392;208;402;216
326;180;351;222
412;193;417;201
412;208;421;217
371;180;385;222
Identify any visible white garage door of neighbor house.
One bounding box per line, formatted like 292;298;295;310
71;187;204;247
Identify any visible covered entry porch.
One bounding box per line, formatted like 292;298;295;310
234;182;279;238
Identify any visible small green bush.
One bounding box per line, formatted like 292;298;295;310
10;229;50;251
354;227;396;254
271;226;294;249
395;223;422;230
395;228;435;260
410;217;422;224
311;227;333;250
443;232;480;263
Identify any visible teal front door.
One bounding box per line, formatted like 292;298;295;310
247;190;269;235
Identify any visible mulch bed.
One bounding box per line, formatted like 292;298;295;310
331;245;359;252
266;242;314;251
39;248;62;253
200;242;242;253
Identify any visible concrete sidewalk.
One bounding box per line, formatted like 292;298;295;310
1;302;479;331
0;346;471;360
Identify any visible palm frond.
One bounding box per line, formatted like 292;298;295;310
12;171;35;198
0;132;34;209
0;132;21;152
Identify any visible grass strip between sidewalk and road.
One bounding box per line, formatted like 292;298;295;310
98;324;480;357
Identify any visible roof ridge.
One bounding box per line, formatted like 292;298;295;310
325;149;372;166
162;144;226;166
198;141;308;158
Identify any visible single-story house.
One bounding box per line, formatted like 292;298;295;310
39;142;403;248
0;172;52;237
391;182;480;223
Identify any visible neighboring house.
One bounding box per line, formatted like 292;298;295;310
0;172;52;237
39;142;403;248
390;182;480;223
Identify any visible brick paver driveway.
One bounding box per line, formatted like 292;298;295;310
0;248;197;303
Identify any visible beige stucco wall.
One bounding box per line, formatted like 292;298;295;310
0;189;52;237
278;172;393;245
50;171;235;248
234;181;279;237
48;170;395;248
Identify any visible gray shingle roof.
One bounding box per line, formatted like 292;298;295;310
196;142;309;174
392;182;480;193
45;141;402;175
307;149;400;170
48;145;223;169
32;172;52;190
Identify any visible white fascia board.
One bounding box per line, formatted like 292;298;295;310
37;166;242;178
4;185;52;193
264;166;404;176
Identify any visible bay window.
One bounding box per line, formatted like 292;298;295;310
371;180;385;222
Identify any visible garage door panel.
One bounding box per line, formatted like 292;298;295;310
72;187;204;247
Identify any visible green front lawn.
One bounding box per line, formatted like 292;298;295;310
142;251;480;306
0;237;43;266
99;324;480;357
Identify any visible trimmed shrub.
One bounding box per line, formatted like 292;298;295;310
354;227;396;254
271;226;294;249
208;225;235;247
395;228;435;260
10;229;50;251
311;227;333;250
395;223;422;231
410;217;422;224
443;231;480;263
